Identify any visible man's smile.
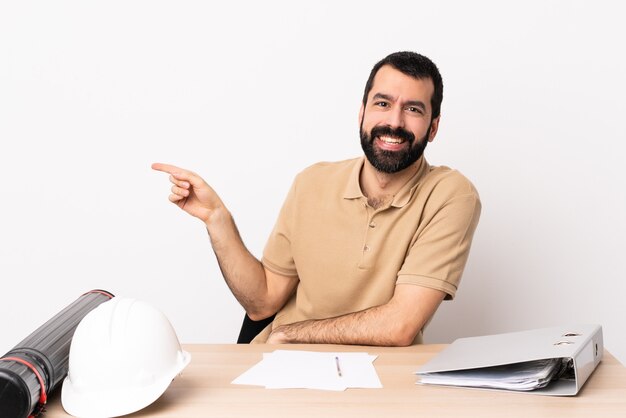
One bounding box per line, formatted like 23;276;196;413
375;135;409;151
378;136;405;144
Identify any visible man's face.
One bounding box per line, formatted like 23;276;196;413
360;65;439;174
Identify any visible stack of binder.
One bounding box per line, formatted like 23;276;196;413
415;324;603;395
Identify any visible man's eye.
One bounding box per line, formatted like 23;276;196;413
407;106;422;113
374;101;388;108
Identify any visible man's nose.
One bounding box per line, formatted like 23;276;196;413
386;106;405;129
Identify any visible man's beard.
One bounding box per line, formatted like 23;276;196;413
360;122;430;174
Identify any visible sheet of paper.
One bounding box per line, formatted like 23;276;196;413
261;350;347;390
231;354;275;386
416;358;569;391
232;350;382;391
327;352;381;389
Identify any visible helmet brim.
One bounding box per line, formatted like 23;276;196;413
61;350;191;418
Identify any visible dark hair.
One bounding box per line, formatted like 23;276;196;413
362;51;444;119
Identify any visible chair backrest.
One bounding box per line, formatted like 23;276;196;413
236;313;276;344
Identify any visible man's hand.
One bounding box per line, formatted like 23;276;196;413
266;328;289;344
152;162;225;225
152;162;299;319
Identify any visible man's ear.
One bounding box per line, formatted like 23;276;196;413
428;116;441;142
358;103;364;125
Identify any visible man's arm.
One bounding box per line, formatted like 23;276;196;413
267;284;445;346
152;163;298;319
201;206;299;320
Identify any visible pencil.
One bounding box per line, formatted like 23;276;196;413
335;356;343;377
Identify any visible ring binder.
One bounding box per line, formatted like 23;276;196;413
415;324;603;396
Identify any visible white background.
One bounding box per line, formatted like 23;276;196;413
1;1;625;364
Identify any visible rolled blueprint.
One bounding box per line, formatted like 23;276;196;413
0;290;114;418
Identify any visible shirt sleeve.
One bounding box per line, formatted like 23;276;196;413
261;176;300;277
396;183;481;300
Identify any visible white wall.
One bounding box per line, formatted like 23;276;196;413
1;1;625;364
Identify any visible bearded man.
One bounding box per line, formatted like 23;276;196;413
153;51;481;346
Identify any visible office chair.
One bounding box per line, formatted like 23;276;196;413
237;313;276;343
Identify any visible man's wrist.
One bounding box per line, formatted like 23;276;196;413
268;320;318;344
205;207;236;243
204;206;229;227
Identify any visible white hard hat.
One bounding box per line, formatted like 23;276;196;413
61;297;191;418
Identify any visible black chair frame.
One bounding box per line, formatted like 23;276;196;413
237;313;276;343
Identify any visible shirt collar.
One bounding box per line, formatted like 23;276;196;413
343;157;367;200
343;156;430;208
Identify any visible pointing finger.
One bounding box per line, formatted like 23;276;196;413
152;162;206;189
152;162;182;174
152;162;194;179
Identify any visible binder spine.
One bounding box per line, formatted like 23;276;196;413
572;326;604;392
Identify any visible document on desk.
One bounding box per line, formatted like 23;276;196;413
417;358;569;391
232;350;382;391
